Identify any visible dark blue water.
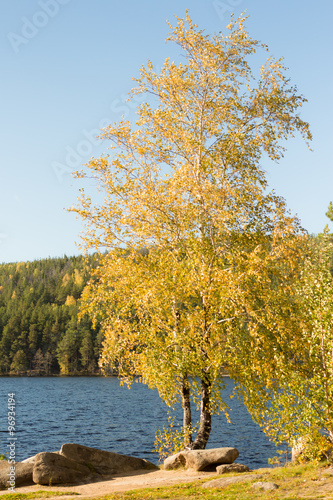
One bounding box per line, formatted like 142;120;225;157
0;377;276;468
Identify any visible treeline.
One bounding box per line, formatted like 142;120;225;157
0;254;103;376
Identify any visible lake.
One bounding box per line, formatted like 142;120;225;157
0;376;278;468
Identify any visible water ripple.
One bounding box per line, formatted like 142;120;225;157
0;377;277;467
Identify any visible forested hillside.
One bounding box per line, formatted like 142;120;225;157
0;255;102;376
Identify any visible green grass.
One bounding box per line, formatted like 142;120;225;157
0;492;80;500
80;462;333;500
2;462;333;500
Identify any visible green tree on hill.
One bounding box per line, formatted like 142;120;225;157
0;255;101;375
10;349;28;375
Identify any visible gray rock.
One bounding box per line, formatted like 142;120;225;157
164;452;187;470
22;451;59;464
202;473;263;489
185;448;239;471
0;461;34;488
32;452;93;485
21;456;36;464
252;481;279;491
216;463;250;474
59;443;158;475
164;447;239;472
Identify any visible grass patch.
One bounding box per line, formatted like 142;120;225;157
80;462;333;500
0;492;80;500
2;463;333;500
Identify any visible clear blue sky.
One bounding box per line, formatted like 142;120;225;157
1;0;332;263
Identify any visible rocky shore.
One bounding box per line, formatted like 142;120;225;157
0;442;256;490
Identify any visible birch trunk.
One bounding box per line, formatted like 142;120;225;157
181;374;193;446
190;378;212;449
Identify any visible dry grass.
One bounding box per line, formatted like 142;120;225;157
88;463;333;500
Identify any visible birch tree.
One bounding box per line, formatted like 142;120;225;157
232;235;333;461
72;13;311;450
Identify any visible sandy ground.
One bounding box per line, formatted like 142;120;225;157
0;468;218;498
5;468;333;499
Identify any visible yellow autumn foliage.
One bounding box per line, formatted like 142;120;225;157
72;13;311;450
65;295;76;306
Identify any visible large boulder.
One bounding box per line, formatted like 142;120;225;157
22;451;59;464
32;452;93;485
164;447;239;471
0;461;34;489
21;455;37;464
164;452;187;470
1;445;159;488
185;448;239;471
59;443;158;475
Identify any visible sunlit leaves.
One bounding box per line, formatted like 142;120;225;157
71;13;311;450
234;236;333;460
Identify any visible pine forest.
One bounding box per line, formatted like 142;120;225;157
0;255;102;376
